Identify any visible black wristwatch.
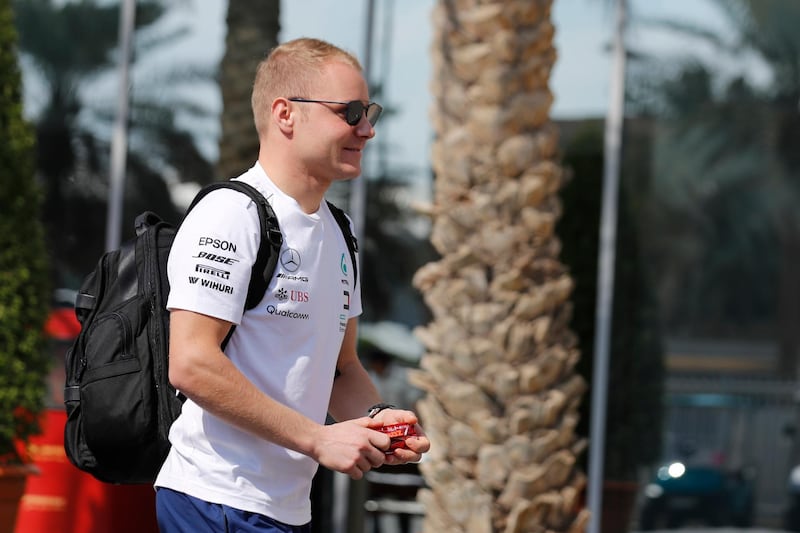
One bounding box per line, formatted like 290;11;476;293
367;403;396;418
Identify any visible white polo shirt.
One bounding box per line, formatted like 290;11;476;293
155;162;362;526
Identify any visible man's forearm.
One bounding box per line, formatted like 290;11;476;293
328;359;382;422
180;351;324;456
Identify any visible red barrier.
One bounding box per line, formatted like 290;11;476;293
15;409;158;533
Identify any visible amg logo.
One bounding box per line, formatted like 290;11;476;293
195;264;230;279
277;273;309;283
192;251;239;265
188;277;233;294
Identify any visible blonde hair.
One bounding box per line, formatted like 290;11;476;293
251;38;363;136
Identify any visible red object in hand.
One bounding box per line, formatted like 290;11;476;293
378;423;416;453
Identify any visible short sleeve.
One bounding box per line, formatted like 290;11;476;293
166;189;261;324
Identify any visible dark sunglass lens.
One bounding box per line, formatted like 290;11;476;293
345;101;364;126
366;103;383;126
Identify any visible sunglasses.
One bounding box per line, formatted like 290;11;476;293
288;98;383;127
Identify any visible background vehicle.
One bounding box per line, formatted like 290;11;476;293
784;464;800;530
639;460;755;529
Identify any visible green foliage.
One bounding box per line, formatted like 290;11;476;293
557;123;665;481
13;0;213;289
14;0;155;77
0;0;51;464
627;0;800;367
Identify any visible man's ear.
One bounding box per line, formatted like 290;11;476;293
272;97;294;133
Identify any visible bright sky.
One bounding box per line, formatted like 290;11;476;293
23;0;762;199
169;0;759;198
168;0;618;195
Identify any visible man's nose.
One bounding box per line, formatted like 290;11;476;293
356;115;376;139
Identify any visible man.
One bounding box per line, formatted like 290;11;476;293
155;38;429;532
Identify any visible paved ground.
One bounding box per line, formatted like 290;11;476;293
630;529;791;533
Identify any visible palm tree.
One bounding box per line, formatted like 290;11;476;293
627;0;800;374
14;0;214;287
215;0;280;179
411;1;589;531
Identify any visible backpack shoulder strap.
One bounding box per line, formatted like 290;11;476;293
326;201;359;287
187;180;283;310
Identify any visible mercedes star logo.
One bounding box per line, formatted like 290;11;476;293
280;248;301;272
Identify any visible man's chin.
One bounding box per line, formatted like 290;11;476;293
336;166;362;180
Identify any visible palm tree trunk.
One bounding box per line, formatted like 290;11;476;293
216;0;280;179
412;1;590;531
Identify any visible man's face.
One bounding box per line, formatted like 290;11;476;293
291;61;376;182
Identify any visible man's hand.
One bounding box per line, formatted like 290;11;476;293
370;408;430;466
311;418;391;479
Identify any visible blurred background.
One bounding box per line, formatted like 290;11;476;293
6;0;800;532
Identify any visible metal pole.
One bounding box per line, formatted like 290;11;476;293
334;7;376;533
105;0;136;251
348;0;375;245
587;0;626;532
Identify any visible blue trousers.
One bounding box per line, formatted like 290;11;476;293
156;488;311;533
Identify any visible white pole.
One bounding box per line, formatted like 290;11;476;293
348;0;375;246
587;0;627;532
105;0;136;251
334;7;376;533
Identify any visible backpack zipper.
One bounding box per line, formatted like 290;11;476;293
111;311;134;358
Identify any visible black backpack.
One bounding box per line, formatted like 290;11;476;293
64;180;358;484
